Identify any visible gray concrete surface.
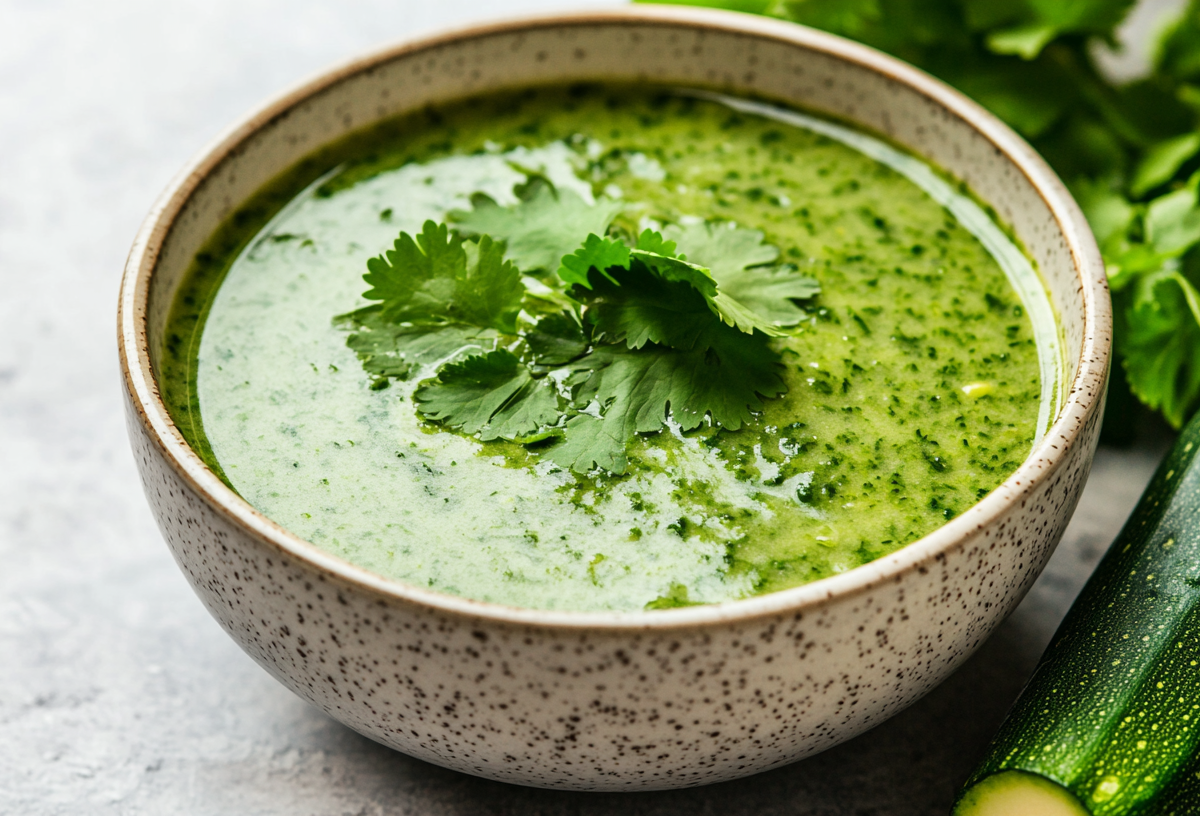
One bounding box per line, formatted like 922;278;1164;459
0;1;1174;813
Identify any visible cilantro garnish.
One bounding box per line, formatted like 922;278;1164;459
450;180;624;274
575;254;722;351
559;233;632;288
523;312;590;366
338;198;818;474
666;222;819;327
1122;270;1200;429
335;221;523;385
338;316;497;384
414;350;561;442
359;221;522;331
545;333;785;474
565;229;795;340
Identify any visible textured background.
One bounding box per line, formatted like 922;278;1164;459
0;1;1178;813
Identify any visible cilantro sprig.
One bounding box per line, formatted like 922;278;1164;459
338;189;818;474
450;180;624;274
334;222;520;385
648;0;1200;434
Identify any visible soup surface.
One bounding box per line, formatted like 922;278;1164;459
162;85;1054;612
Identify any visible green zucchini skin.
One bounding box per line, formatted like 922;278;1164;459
953;414;1200;816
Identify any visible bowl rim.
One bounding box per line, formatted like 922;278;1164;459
118;5;1110;631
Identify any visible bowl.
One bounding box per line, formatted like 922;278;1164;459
118;6;1110;791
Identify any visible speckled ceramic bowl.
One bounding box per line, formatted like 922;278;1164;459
119;7;1110;791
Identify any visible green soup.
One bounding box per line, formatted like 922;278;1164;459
161;85;1058;612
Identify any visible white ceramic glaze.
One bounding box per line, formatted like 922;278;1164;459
118;7;1110;791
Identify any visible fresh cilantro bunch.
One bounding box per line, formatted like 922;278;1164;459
337;182;819;474
648;0;1200;433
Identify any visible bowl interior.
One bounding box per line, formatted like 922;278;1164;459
127;7;1107;622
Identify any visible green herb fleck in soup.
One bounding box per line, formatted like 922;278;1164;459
160;85;1056;612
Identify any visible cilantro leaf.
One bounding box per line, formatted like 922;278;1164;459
1072;178;1136;248
576;258;719;351
341;223;527;386
524;313;589;366
455;236;524;333
716;266;820;327
560;228;710;292
1158;5;1200;84
665;221;818;326
1021;0;1136;37
629;230;786;337
361;221;523;333
1106;178;1200;289
1084;176;1200;291
558;227;788;338
547;329;785;474
519;277;578;319
363;221;462;324
1130;132;1200;197
628;249;716;295
659;326;787;430
631;228;679;258
1144;179;1200;257
708;291;790;336
336;308;498;383
985;23;1057;60
450;181;624;273
558;234;630;288
1122;270;1200;429
664;221;778;272
547;414;629;475
984;0;1138;60
946;57;1070;139
414;350;561;441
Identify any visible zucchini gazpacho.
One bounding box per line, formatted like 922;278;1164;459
161;85;1058;612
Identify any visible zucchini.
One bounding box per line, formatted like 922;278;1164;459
952;414;1200;816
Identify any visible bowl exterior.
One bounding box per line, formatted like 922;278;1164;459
126;388;1101;790
120;9;1109;791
